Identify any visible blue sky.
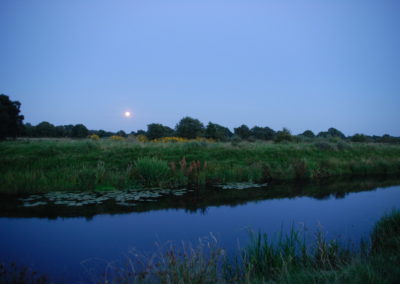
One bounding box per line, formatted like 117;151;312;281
1;0;399;135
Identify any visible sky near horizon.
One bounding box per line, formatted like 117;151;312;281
0;0;399;136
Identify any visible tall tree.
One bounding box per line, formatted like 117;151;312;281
175;117;205;139
251;126;276;140
205;122;232;141
35;121;57;137
234;125;251;139
147;123;174;140
71;124;89;138
0;94;24;140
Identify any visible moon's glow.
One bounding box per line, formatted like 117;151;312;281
124;111;131;117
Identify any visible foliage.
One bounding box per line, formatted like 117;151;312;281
110;135;125;141
134;157;170;187
0;94;24;140
71;124;89;138
152;136;189;143
351;133;367;143
302;130;315;138
205;122;232;141
35;121;57;137
318;127;346;139
147;123;175;140
274;128;293;143
1;140;400;193
100;211;400;284
234;124;252;139
251;126;275;140
314;141;336;151
136;134;148;142
89;134;100;140
175;117;205;139
116;130;127;137
371;210;400;255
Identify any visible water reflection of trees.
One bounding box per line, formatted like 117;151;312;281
1;176;399;219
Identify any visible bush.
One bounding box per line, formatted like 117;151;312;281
134;157;170;187
89;134;100;140
314;141;335;151
136;134;148;142
274;128;293;143
110;135;125;141
336;141;351;151
351;134;367;143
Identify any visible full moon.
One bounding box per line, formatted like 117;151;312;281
124;111;131;117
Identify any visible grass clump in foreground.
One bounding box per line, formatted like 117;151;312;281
1;139;400;194
1;211;399;283
102;211;400;284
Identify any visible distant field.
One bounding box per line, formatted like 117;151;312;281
1;139;400;194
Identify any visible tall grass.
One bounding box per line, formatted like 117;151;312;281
99;211;400;284
1;139;400;193
2;211;399;283
134;157;170;187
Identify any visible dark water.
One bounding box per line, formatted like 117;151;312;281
1;178;400;283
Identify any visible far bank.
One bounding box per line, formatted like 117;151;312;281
0;139;400;194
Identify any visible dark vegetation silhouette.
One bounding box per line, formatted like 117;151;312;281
0;94;24;140
1;94;399;143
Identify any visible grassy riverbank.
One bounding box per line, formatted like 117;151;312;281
1;139;400;194
107;210;399;284
3;210;398;283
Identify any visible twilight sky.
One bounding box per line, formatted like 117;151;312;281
1;0;399;135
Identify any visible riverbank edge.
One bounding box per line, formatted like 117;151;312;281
1;140;400;194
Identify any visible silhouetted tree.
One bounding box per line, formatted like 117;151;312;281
234;125;251;139
251;126;275;140
71;124;89;138
116;130;127;137
378;134;399;144
176;117;205;139
274;128;293;143
327;127;345;139
35;121;57;137
301;130;315;138
0;94;24;139
55;126;66;137
136;130;147;136
205;122;232;141
22;123;35;137
351;134;367;142
147;123;174;140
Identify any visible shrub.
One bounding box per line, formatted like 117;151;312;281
89;134;100;140
110;135;125;141
134;157;170;187
351;134;367;143
153;136;189;143
314;141;335;151
274;128;293;143
336;141;352;151
136;134;148;143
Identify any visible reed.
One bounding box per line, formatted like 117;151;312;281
1;139;400;193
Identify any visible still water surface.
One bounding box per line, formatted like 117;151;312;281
1;178;400;282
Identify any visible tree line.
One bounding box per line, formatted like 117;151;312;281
16;116;400;144
1;94;399;143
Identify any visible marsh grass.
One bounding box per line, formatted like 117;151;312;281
2;212;399;283
134;157;170;187
100;211;400;284
1;140;400;193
